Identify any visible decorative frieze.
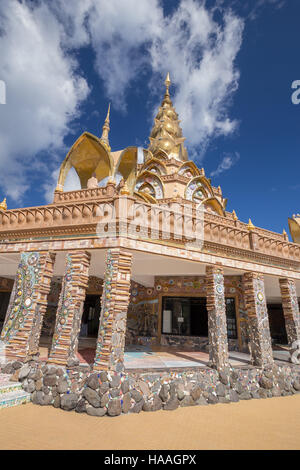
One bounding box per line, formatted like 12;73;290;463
243;272;274;367
94;248;133;372
279;278;300;345
205;265;229;370
48;251;91;366
1;251;55;359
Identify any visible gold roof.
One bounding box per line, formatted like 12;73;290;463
288;214;300;244
148;73;188;162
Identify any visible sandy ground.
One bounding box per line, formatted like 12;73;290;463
0;396;299;450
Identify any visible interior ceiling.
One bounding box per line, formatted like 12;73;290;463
0;250;299;300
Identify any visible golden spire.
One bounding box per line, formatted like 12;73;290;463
100;103;111;152
0;197;7;211
232;210;238;221
247;218;255;231
148;73;188;161
164;72;171;98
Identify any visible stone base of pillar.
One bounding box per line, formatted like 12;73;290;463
206;265;229;370
243;272;274;368
1;251;55;360
48;251;91;366
94;248;132;372
279;278;300;346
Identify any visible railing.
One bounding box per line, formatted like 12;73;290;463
0;195;299;265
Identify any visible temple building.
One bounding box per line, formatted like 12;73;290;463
0;74;300;373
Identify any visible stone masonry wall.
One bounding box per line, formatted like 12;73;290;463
2;360;300;417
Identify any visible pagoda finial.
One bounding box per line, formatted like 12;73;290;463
147;73;188;161
165;72;171;92
100;103;111;152
247;218;255;231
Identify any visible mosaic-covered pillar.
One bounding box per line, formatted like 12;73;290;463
1;251;55;360
205;265;229;370
48;251;91;366
243;272;274;367
279;278;300;345
94;248;132;372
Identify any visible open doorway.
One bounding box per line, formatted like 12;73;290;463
0;291;11;334
80;294;101;338
267;303;288;345
161;296;237;339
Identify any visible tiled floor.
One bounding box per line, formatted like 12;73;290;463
37;338;248;368
35;338;292;370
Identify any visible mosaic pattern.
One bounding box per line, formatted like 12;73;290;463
48;251;91;366
185;180;205;202
279;278;300;345
1;251;55;359
135;174;164;199
243;272;274;368
94;248;132;372
205;266;229;370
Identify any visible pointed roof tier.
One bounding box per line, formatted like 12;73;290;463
148;73;188;162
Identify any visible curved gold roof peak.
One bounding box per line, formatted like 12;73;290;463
56;131;114;191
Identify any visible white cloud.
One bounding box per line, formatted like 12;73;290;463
148;1;244;154
0;0;245;203
248;0;286;20
0;0;89;202
210;151;240;177
52;0;244;151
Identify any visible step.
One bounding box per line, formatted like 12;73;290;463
0;375;23;395
0;389;31;409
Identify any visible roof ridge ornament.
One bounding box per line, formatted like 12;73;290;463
0;197;7;211
247;218;255;231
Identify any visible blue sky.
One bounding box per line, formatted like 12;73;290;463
0;0;299;237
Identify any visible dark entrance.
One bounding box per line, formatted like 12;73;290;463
161;296;237;339
0;291;10;334
267;303;288;344
80;295;101;337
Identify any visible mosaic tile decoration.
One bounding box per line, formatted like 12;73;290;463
279;278;300;345
1;251;55;360
243;272;274;368
94;248;133;372
206;265;229;370
48;251;91;366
